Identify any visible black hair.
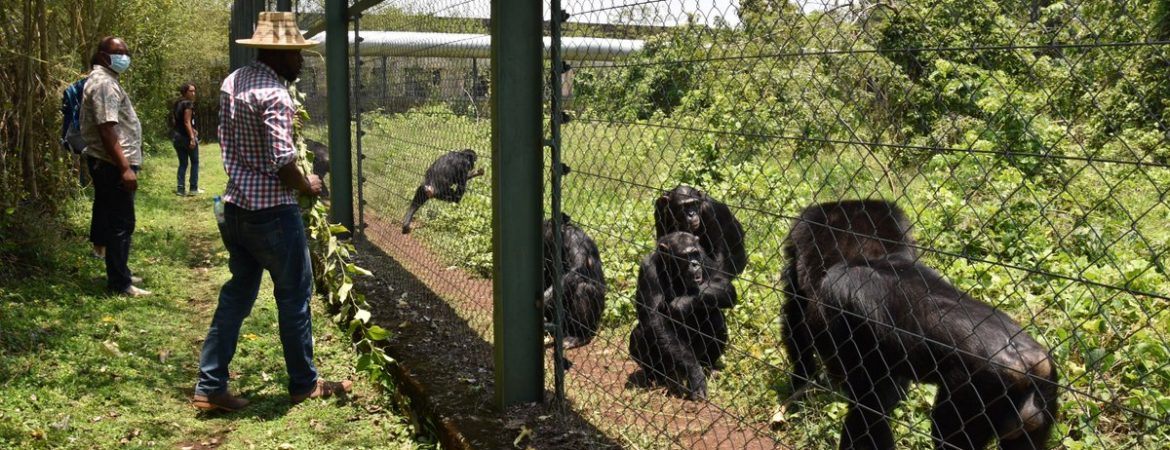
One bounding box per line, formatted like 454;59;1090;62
179;83;196;96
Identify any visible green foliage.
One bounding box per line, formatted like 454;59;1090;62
290;85;402;398
0;0;229;270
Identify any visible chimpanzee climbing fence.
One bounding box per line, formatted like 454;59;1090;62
317;1;1170;448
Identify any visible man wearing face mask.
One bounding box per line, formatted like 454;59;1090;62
192;12;349;412
81;36;150;297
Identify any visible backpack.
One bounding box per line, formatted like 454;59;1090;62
60;77;88;154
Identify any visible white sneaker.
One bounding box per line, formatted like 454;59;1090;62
131;276;144;284
121;286;152;297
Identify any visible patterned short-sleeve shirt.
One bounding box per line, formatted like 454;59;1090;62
219;62;298;210
81;65;143;166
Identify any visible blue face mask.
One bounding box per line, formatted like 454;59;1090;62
108;54;131;73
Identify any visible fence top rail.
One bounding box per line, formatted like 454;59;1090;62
311;30;643;61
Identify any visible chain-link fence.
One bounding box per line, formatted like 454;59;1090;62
320;1;1170;448
554;0;1170;448
304;6;499;364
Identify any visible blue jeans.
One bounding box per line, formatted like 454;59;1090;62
195;203;318;397
173;136;199;192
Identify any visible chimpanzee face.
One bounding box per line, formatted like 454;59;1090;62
659;232;705;287
678;198;703;233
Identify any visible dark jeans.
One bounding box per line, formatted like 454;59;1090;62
173;136;199;192
195;203;318;397
88;156;137;291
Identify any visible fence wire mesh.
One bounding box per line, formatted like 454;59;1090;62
553;0;1170;448
302;6;497;360
328;1;1170;448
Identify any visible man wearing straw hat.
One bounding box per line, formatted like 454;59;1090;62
193;11;350;412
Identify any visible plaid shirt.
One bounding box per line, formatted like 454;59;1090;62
219;62;298;210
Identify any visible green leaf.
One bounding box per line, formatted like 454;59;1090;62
366;325;391;341
356;352;374;372
347;263;373;276
330;224;350;235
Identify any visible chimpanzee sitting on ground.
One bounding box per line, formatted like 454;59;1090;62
542;213;607;349
305;138;330;198
401;149;484;234
654;185;746;309
629;232;731;401
781;200;1059;450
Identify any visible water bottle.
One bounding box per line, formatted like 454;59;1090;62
213;195;225;224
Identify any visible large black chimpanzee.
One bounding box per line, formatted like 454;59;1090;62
781;200;1059;450
629;232;731;401
401;149;484;234
654;185;746;309
542;213;607;349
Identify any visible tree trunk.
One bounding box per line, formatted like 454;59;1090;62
20;0;39;199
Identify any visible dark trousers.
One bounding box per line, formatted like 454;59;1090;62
173;136;199;192
88;156;137;291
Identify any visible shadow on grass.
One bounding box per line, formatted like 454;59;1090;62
353;239;623;450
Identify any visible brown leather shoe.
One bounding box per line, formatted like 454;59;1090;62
290;379;353;404
192;391;249;412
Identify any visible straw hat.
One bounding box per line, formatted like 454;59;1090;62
236;11;317;49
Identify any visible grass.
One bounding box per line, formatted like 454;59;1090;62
0;143;432;449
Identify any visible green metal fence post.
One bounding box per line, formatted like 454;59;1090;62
325;0;354;232
228;0;264;70
492;0;544;407
548;0;568;403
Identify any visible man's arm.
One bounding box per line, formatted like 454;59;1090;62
262;90;318;196
91;81;136;191
97;122;136;191
278;161;321;197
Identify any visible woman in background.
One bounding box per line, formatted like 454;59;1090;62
172;83;202;195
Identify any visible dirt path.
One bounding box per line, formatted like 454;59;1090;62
359;210;786;449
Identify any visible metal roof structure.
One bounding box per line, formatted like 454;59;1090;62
311;31;643;61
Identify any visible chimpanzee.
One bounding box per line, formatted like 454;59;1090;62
654;185;746;308
629;232;731;401
401;149;484;234
542;213;607;348
305;138;330;198
781;200;1059;450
